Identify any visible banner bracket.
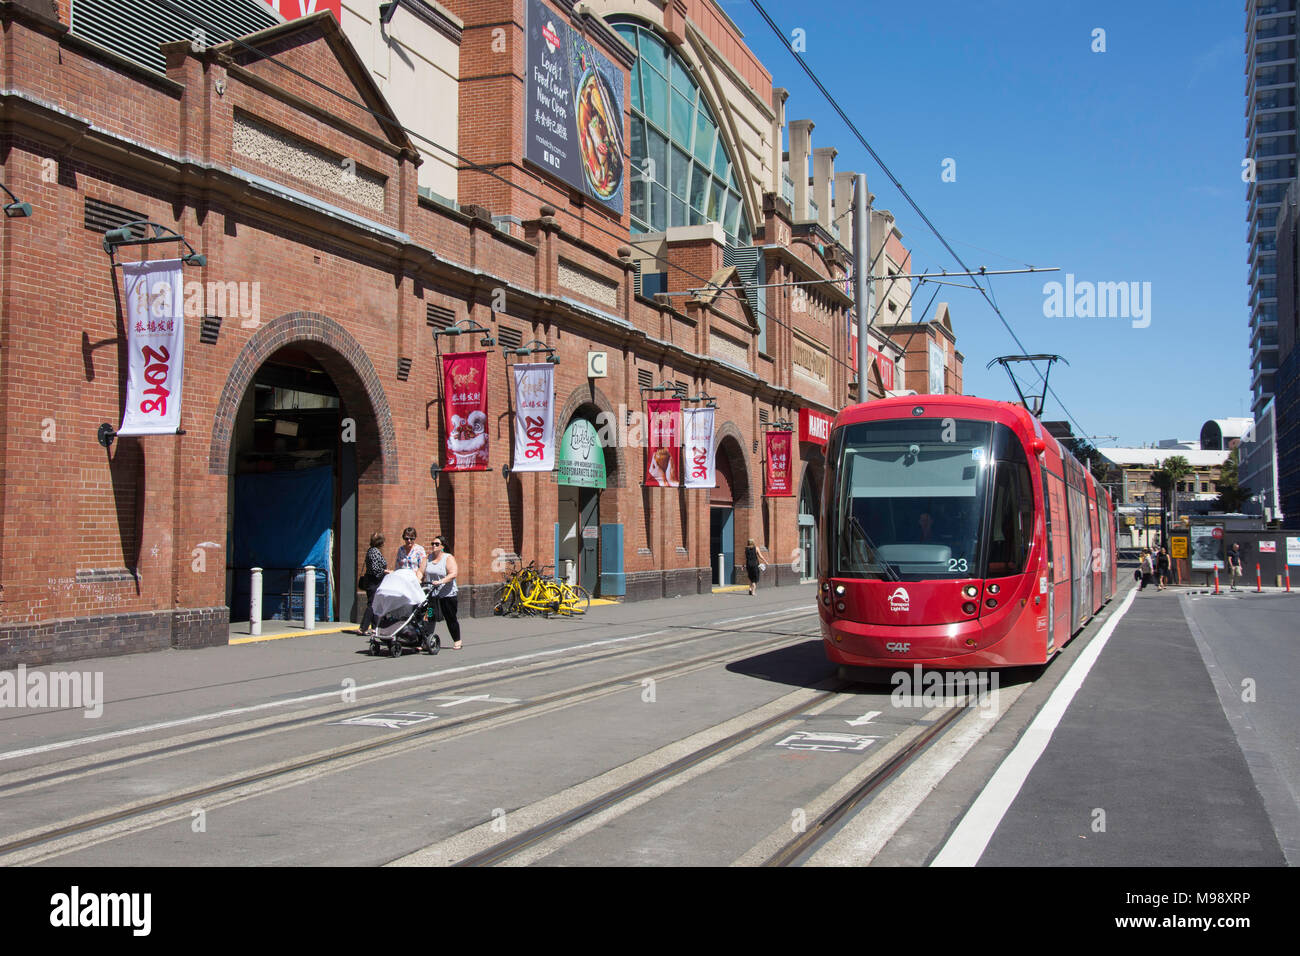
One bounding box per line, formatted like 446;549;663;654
102;220;206;265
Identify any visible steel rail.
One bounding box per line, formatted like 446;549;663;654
0;623;819;860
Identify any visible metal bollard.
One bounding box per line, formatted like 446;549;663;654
1256;563;1262;593
304;565;316;630
1213;564;1219;595
718;553;726;587
250;567;263;636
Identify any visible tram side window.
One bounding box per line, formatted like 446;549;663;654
986;461;1033;577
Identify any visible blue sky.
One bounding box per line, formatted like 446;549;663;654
722;0;1249;446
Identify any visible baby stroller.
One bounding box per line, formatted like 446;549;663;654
367;569;441;657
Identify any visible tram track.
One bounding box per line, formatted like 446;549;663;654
0;607;818;795
0;615;821;864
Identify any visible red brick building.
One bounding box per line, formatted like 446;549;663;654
0;0;899;665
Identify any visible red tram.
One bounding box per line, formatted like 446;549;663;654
818;395;1117;670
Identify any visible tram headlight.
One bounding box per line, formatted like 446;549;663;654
963;585;979;598
962;602;977;615
985;598;998;609
835;585;846;596
987;583;1000;595
836;601;846;612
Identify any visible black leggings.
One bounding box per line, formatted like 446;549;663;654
360;585;379;629
438;595;461;644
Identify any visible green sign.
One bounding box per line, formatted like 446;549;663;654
557;419;606;488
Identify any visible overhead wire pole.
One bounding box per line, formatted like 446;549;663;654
854;172;870;392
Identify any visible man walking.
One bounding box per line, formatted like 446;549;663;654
1227;542;1243;591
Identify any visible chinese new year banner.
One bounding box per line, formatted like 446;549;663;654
511;362;555;472
645;398;681;486
682;407;715;488
442;351;489;471
119;259;185;437
765;431;793;496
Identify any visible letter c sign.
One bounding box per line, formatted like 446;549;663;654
587;351;607;379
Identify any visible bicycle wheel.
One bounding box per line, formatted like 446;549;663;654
537;582;563;617
569;585;591;614
493;583;509;615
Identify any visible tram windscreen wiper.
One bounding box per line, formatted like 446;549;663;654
849;514;900;581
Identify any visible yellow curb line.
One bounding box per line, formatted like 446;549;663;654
712;585;750;593
588;598;619;606
230;624;356;645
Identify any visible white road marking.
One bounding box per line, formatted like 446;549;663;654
930;586;1139;866
845;710;882;727
0;606;813;764
332;712;441;730
427;694;520;707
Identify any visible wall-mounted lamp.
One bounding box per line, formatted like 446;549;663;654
1;183;32;219
504;339;560;364
102;220;206;266
760;418;795;432
639;379;684;398
685;391;718;408
433;318;496;350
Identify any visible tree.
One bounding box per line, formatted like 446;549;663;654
1152;455;1193;531
1061;436;1110;485
1214;447;1252;512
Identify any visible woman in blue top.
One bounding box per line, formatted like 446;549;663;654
394;526;427;580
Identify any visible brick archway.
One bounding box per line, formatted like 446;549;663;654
556;381;622;489
713;421;751;508
208;311;398;483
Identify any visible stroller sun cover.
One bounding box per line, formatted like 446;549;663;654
370;569;430;640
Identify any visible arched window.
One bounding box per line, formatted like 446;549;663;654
611;19;752;246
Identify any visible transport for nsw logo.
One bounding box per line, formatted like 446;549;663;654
887;587;910;612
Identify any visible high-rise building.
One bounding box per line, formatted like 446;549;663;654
1246;0;1297;418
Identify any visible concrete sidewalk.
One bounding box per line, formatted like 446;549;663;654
974;587;1294;866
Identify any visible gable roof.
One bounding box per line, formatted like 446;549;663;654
213;11;417;156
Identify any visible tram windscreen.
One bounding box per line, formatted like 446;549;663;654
832;419;992;580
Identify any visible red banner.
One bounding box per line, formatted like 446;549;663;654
765;432;793;496
798;408;832;447
871;347;896;391
443;351;489;471
645;398;681;486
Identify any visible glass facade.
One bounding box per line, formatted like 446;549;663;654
611;20;752;246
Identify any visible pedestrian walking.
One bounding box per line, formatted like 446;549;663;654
425;535;462;649
358;532;387;636
1227;543;1243;591
745;539;762;595
1156;547;1171;591
394;526;426;580
1139;549;1152;590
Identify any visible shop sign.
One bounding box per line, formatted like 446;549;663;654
263;0;340;20
557;419;606;488
798;408;832;447
1259;540;1277;553
525;0;625;213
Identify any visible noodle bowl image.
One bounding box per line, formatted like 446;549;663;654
576;68;622;198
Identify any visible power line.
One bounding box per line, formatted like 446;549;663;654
748;0;1094;437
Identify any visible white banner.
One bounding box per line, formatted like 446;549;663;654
119;259;185;436
683;407;716;488
512;362;555;471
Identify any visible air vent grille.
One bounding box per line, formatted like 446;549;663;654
426;303;455;329
498;327;523;350
84;198;148;236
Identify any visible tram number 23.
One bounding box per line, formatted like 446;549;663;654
947;558;968;573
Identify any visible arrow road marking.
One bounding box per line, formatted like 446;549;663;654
846;710;882;727
427;694;520;707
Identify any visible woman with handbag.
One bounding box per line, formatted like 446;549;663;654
359;532;387;636
1138;549;1152;591
745;539;763;596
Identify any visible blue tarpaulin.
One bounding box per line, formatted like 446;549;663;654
230;466;334;621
